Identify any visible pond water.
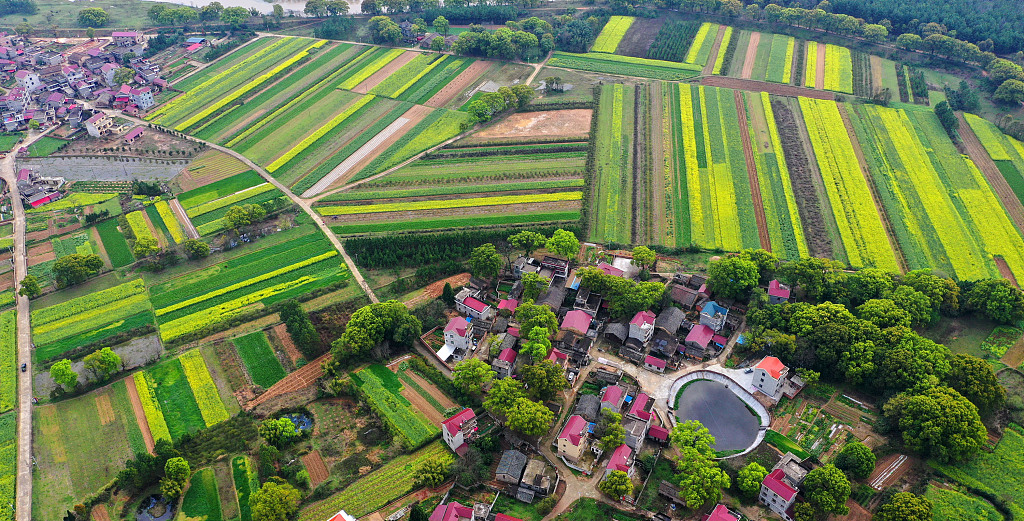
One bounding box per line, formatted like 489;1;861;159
674;379;760;452
136;495;175;521
283;413;313;431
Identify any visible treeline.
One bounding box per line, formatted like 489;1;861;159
0;0;35;16
344;225;579;270
422;5;522;24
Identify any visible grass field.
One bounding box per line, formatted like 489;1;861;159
0;133;24;151
27;137;69;157
96;219;135;268
925;484;1002;521
0;312;15;414
591;83;635;244
931;425;1024;516
181;468;223;521
351;365;439;448
232;331;287;388
549;52;701;80
0;412;13;521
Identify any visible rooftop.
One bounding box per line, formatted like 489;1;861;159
768;279;791;299
685;324;714;347
498;347;517;364
762;468;798;501
601;385;623;405
606;444;631;472
757;356;787;379
444;316;470;337
441;408;475;435
559;415;587;446
630;310;656;327
561;309;590;335
463;296;489;313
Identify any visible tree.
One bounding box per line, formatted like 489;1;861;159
631;246;655;271
452;358;495;394
862;23;888;41
280;300;319;357
18;275;40;298
707;256;759;299
273;4;284;18
50;359;78;390
368;15;402;44
432;15;449;36
183;239;210;259
159;457;190;498
415;455;451;487
53;253;103;287
598;413;625;453
431;36;444;52
469;243;503;280
856;299;911;329
133;236;159;258
948;354;1005;417
965;279;1024;324
803;464;851;516
113;67;135;85
902;270;959;315
520;326;552;360
599;470;633;498
987;58;1024;85
835;441;875;479
995;79;1024;104
219;6;248;26
670;420;716;458
676;448;730;508
514;301;558;336
225;204;267;230
28;120;39;130
83;347;122;380
883;386;986;462
259;417;298;448
509;230;546;257
546;229;579;258
251;480;301;521
331;301;421;361
521;361;568;401
520;272;549;302
874;492;932;521
304;0;327;16
736;462;768;498
779;257;846;301
505;397;554;436
483;377;526;416
887;286;932;326
78;7;108;26
934;101;959;138
739;249;780;281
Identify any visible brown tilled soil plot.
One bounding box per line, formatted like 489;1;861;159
90;226;112;267
869;55;884;92
425;60;492;108
245;353;330;410
27;242;55;265
272;323;304;364
352;51;418;94
406;370;457;410
403;272;470;309
741;32;760;79
614;17;664;58
468;109;592;141
95;393;116;425
702;25;727;75
302;450;330;486
735;91;771;250
0;271;13;291
400;386;445;424
997;257;1020;288
702;76;836;100
90;505;111;521
123;376;156;454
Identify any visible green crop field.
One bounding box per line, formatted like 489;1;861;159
27;137;69;157
232;331;287;388
591;83;636;244
351;365;438;448
178;171;265;209
932;425;1024;516
0;312;14;413
181;468;223;521
233;456;259;521
96;219;134;268
549;52;701;80
146;357;209;440
0;132;24;152
765;34;795;84
925;485;1002;521
0;412;14;521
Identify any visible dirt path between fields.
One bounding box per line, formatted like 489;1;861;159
139;208;166;249
272;323;304;364
403;272;470;309
870;55;883;94
837;104;906;273
651;82;669;244
245;353;330;410
352;51;417;94
90;505;110;521
995;257;1019;288
741;32;760;79
701;76;836;100
957;113;1024;233
815;42;827;90
123;375;156;455
735;90;771;251
89;226;111;268
169;199;199;239
425;60;492;108
301;450;329;486
405;370;458;409
702;25;727;76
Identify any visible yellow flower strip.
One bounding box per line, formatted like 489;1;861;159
150;37;295;121
186;183;274;218
266;95;376;172
960;159;1024;281
762;92;809;258
804;41;817;88
714;88;741;251
175;40;326;131
711;27;733;75
126;211;156;243
824;44;840;91
318;191;582;216
155;250;338;317
964;113;1011;161
159;276;318;341
33;293;150;344
679;86;702;246
31;279;145;326
781;37;795;84
179;350;230;427
592;16;635;53
155;200;185;244
134;372;171;442
338;48;405;90
685;23;712;64
389;57;446;98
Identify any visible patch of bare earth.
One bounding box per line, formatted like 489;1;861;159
0;271;13;292
352;52;418;94
614;17;664;58
90;505;111;521
816;41;826;90
28;242;55;266
302;450;329;486
470;109;593;141
702;76;836;99
400;386;445;424
425;60;492;108
702;25;727;75
405;370;457;410
741;32;760;79
273;323;304;365
245;353;330;410
403;272;470;309
869;55;883;93
735;91;771;250
123;376;156;455
90;226;112;267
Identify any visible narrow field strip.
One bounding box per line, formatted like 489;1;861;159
301;116;413;197
592;16;635;53
267;95;376;172
318;191;582;215
185;183;275;218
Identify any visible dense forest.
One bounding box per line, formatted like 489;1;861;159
0;0;36;16
827;0;1024;53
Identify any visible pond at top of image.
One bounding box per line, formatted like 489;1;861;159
674;379;760;452
144;0;361;14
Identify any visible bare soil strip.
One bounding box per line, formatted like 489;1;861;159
741;32;761;79
815;42;826;90
352;51;418;94
401;386;445;424
702;25;728;76
869;55;883;94
735;91;771;250
956;113;1024;233
403;272;470;309
469;109;592;140
405;370;458;410
245;353;330;410
1001;337;1024;367
139;208;167;249
651;82;669;244
90;226;112;268
95;393;115;425
169;198;200;239
837;104;906;273
91;505;111;521
301;450;330;486
869;454;909;490
701;76;836;100
272;323;304;364
425;60;492;108
995;257;1019;288
123;375;156;455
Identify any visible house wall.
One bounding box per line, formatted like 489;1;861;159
754;368;781;396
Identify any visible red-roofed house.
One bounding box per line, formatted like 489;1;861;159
684;324;714;352
441;408;477;456
455;288;493;320
760;469;798;521
643;355;666;373
492;348;517;378
498;298;518;314
14;69;39;92
712;334;728;347
129;86;155;110
628;310;656;343
429;501;474;521
703;504;741;521
600;385;625;413
123;126;144;144
85;111;113;137
560;309;591;336
604;444;633;477
185;42;204;53
545;348;567;367
493;514;525;521
443;316;473;352
753;356;789;396
596;261;624;278
112;31;144;47
627;393;652;422
646;424;670;444
326;510;357;521
768;279;791;304
557;415;588;463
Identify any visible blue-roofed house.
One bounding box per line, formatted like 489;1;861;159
699;301;728;332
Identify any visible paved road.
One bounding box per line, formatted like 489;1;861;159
119;113;379;304
2;129;55;521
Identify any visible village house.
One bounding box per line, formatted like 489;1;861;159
628;310;656;343
124;127;144;144
703;504;742;521
455;288;493;320
647;424;670;445
604;444;633;477
699;301;729;332
644;355;666;373
14;70;40;92
112;31;144;47
769;279;792;304
600;384;625;413
492;347;517;379
573;394;601;422
495;450;528;484
440;408;477;457
560;309;591;337
596;261;624;278
753;356;789;397
497;298;518;315
84;112;113;137
520;459;555;496
556;415;588;463
683;324;715;358
129;86;155;110
573;287;602;316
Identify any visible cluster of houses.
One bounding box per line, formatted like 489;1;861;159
0;31;169;131
15;167;64;208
